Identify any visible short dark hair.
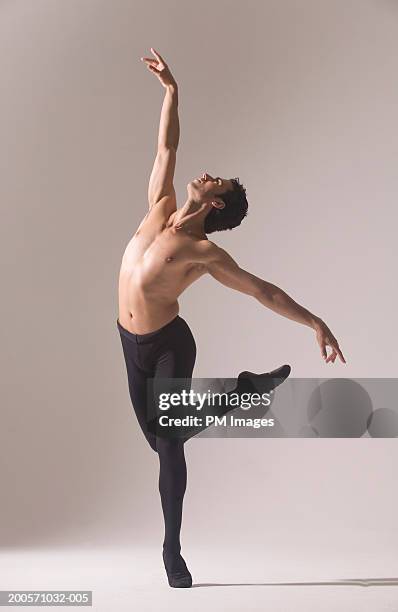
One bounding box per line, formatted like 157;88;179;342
204;178;248;234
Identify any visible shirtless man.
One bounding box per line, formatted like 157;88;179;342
116;48;346;588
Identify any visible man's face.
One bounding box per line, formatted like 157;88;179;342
187;172;234;206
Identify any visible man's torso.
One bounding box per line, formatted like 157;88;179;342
118;207;208;333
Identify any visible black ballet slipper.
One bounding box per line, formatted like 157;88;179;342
237;364;291;395
162;550;192;588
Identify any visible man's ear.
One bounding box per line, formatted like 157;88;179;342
212;199;225;210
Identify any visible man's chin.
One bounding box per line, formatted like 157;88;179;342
187;183;201;196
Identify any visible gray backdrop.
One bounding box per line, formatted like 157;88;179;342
1;0;397;575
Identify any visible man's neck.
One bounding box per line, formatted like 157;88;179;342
169;197;211;239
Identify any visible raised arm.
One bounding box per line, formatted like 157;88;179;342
141;48;179;216
202;242;346;364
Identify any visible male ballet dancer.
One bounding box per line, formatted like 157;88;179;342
117;48;346;588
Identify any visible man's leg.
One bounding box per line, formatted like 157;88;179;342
119;317;195;587
150;363;292;443
155;436;191;583
151;329;196;588
118;331;158;452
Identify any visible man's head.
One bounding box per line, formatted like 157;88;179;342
187;172;248;233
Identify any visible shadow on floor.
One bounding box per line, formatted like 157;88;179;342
192;577;398;588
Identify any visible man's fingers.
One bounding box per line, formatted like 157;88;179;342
151;47;166;64
325;343;346;364
142;60;160;70
318;325;347;364
141;57;159;65
326;348;337;363
331;339;346;364
147;64;161;74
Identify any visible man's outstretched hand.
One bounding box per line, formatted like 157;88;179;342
314;318;347;364
140;48;177;88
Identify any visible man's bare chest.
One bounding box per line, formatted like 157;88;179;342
125;225;201;271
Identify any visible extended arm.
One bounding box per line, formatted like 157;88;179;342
141;48;179;214
203;243;346;364
157;83;179;150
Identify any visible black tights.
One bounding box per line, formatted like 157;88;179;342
117;315;196;562
118;315;290;573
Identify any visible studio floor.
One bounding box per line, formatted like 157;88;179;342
1;546;397;611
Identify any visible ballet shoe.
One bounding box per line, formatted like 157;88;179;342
162;550;192;588
237;364;291;394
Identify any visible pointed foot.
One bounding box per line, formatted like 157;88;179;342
238;364;291;394
163;550;192;588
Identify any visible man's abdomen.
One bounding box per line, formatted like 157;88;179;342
118;277;180;335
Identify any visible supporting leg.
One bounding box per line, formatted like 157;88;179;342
156;436;192;588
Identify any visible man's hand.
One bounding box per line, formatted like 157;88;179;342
141;48;177;88
313;318;346;364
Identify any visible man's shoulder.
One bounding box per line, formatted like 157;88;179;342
195;238;228;265
196;237;216;253
135;205;171;233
